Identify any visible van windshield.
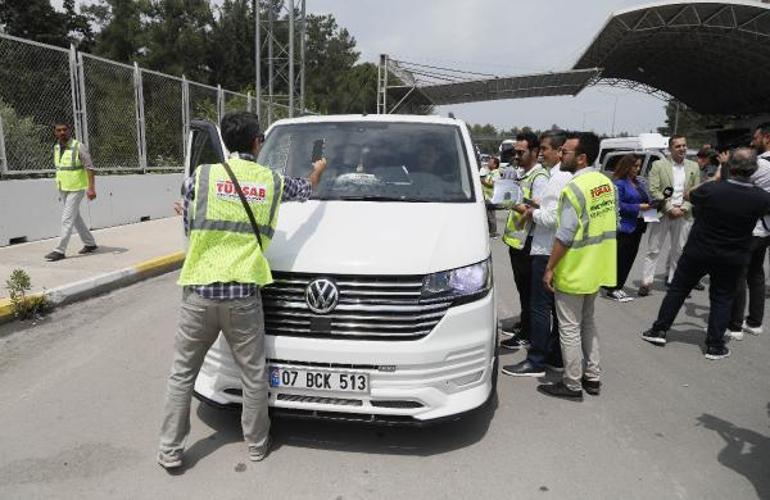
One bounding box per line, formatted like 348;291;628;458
257;121;474;202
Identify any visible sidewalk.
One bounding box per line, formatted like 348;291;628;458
0;217;185;314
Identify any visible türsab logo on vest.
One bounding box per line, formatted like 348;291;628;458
215;179;267;203
305;279;340;314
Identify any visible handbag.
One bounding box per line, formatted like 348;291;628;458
221;161;264;250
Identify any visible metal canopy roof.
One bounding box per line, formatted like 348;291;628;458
391;68;601;107
573;0;770;115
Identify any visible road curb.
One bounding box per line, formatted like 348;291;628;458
0;251;185;325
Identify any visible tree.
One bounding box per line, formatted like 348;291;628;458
208;0;254;90
0;0;93;48
657;99;732;147
141;0;214;82
303;13;358;114
83;0;145;62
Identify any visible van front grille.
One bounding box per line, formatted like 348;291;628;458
262;272;451;340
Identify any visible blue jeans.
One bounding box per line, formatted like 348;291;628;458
527;255;562;368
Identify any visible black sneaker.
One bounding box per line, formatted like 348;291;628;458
544;362;565;372
44;251;65;262
500;322;523;338
537;381;583;400
641;329;667;346
705;346;730;360
581;376;601;396
500;335;530;351
693;282;706;291
78;245;98;255
501;360;545;377
638;285;651;297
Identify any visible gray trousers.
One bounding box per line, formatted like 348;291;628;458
55;190;96;254
555;291;601;391
159;289;270;454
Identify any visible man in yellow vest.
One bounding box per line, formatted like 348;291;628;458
45;122;97;261
158;112;327;469
481;156;501;237
500;131;549;350
540;132;617;400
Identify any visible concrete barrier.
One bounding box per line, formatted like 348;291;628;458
0;173;183;246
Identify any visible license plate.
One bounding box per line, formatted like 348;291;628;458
269;366;369;393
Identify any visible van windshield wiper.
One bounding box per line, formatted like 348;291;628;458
334;195;429;202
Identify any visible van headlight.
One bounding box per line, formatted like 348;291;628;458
421;258;492;305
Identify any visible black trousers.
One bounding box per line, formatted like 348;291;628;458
729;235;770;330
652;251;742;349
508;237;533;339
612;223;646;291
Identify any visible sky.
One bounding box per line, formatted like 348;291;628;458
57;0;670;135
306;0;669;135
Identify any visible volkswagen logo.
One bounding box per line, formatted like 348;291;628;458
305;278;339;314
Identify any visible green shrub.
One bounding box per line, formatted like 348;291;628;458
5;269;50;320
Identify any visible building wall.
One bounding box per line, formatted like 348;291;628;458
0;174;183;246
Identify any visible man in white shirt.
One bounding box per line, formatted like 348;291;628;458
638;135;700;296
502;130;573;377
727;122;770;339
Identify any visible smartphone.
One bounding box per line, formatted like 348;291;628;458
522;197;540;209
311;139;325;162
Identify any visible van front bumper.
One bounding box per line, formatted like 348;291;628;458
193;290;496;422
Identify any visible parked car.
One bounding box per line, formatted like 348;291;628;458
186;114;498;424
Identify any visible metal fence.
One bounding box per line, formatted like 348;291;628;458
0;33;258;176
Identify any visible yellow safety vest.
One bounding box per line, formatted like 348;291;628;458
482;168;501;201
503;165;548;249
54;139;88;191
178;158;285;287
554;170;617;294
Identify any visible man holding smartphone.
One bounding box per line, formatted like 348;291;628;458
502;130;572;377
158;112;327;469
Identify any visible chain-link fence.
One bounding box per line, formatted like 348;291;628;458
0;35;74;174
0;33;257;176
142;70;184;169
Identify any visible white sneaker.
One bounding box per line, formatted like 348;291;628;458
742;321;762;336
725;329;744;341
608;289;633;303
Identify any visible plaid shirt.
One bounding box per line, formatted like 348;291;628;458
182;152;312;299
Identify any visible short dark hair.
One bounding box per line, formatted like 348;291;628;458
668;134;686;147
568;131;601;165
696;146;712;158
756;122;770;136
539;129;567;149
516;131;539;151
489;157;500;167
53;121;70;128
221;111;262;153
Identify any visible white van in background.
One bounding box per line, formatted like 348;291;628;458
597;133;670;177
186;114;498;425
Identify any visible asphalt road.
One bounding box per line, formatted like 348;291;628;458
1;228;769;499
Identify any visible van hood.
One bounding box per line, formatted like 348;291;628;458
265;201;490;275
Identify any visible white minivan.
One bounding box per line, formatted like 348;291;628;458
186;114;498;424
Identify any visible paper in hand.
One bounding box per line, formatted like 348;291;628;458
491;179;522;205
